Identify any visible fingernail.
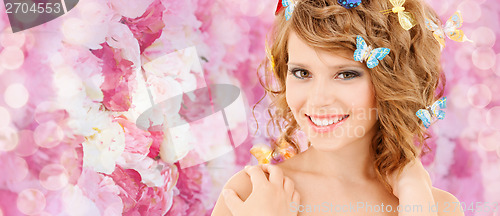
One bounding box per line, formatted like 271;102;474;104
244;165;250;169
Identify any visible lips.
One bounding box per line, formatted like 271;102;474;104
305;113;350;133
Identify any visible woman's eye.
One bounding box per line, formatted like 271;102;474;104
337;71;360;80
290;69;311;79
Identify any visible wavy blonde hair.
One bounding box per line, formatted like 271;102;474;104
254;0;446;193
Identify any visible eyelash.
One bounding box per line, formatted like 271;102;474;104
288;69;360;80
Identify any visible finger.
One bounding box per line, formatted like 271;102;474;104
292;190;300;204
222;189;243;214
260;164;284;185
244;165;269;188
283;176;295;198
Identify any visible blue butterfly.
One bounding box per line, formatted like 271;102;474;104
338;0;362;9
353;36;390;69
416;97;447;128
282;0;296;21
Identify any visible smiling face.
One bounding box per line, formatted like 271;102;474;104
285;31;379;151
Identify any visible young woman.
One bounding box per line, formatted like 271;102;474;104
212;0;463;215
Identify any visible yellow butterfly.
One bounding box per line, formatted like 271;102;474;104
250;142;296;164
381;0;417;30
425;11;473;50
264;40;276;73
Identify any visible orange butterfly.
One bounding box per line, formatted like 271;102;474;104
425;11;473;50
250;143;296;164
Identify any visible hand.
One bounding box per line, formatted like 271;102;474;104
388;158;437;216
388;158;432;198
222;164;300;216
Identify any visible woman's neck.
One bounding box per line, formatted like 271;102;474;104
294;127;378;182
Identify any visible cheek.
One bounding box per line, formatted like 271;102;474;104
285;80;298;108
285;80;305;120
349;81;377;121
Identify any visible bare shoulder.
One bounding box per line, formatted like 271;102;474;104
431;187;464;216
211;168;253;216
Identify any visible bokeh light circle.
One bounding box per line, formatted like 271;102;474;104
17;189;46;215
34;101;65;124
454;46;473;71
11;155;29;182
486;106;500;130
449;83;470;109
467;108;487;130
472;47;496;70
467;84;492;108
458;1;482;23
478;129;500;151
15;130;38;157
458;127;478;152
4;83;29;109
483;77;500;103
0;126;19;152
0;31;25;47
0;46;25;70
39;164;69;191
471;27;496;48
0;106;11;128
496;54;500;78
59;149;80;182
34;121;65;148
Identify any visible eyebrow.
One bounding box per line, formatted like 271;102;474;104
287;62;362;69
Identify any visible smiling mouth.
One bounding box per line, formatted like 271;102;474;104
306;114;350;127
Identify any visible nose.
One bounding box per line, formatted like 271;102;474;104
309;78;336;109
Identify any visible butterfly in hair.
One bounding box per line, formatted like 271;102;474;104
416;97;447;128
381;0;417;30
353;35;390;69
275;0;296;20
338;0;362;9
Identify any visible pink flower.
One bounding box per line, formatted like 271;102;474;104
166;164;212;215
91;43;135;112
106;22;141;72
77;168;124;215
116;117;153;157
120;0;166;53
147;129;163;158
109;164;178;215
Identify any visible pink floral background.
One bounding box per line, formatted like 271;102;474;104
0;0;498;215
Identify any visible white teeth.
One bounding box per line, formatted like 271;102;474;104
310;115;348;127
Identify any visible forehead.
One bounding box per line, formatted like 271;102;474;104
287;31;359;68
